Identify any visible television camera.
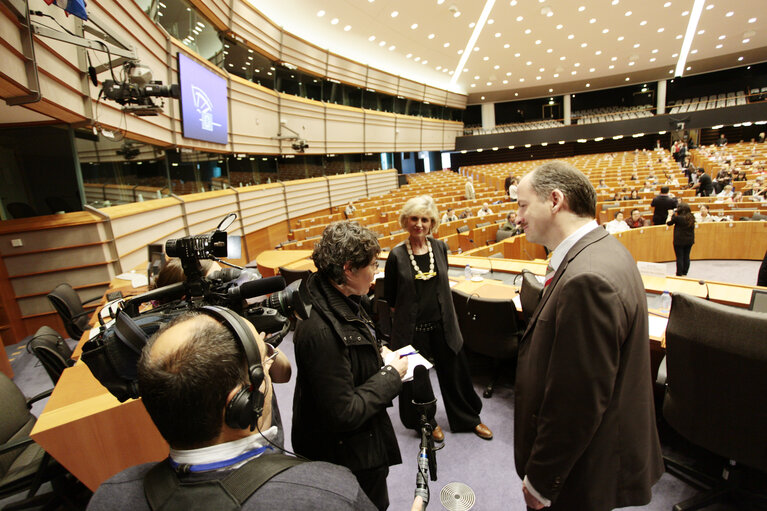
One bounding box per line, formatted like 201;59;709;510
81;213;309;402
101;61;180;116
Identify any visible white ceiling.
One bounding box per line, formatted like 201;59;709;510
251;0;767;101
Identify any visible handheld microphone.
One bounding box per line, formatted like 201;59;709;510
412;365;437;422
228;276;286;301
415;444;430;506
699;279;710;301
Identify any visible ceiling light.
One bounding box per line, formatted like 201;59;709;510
536;39;542;44
628;61;635;66
486;81;492;85
483;56;489;60
602;28;609;33
574;62;581;67
526;60;532;65
578;5;586;11
515;52;521;57
618;36;625;41
379;40;386;46
611;56;617;61
682;10;689;15
581;42;588;47
549;88;553;92
716;44;723;48
330;18;339;24
488;19;495;23
664;1;671;6
406;53;412;58
738;56;744;61
438;0;445;3
625;77;630;81
503;79;508;83
595;50;602;55
539;67;545;71
458;49;463;54
589;18;596;23
743;38;750;43
556;24;563;29
514;92;518;96
469;22;475;28
625;10;632;16
697;29;705;34
317;10;325;16
437;65;442;70
388;44;395;50
525;28;532;34
519;78;525;82
676;34;683;39
494;64;500;69
510;0;517;4
391;11;398;17
571;70;577;75
444;42;450;47
470;83;476;87
368;35;376;41
609;64;615;69
560;56;566;60
450;0;495;86
428;33;435;39
554;72;560;77
675;0;704;77
453;9;461;17
748;17;757;23
411;23;418;29
344;25;352;31
650;57;657;62
414;56;420;61
568;34;575;39
516;15;523;21
506;71;511;76
495;32;501;37
504;44;510;48
633;43;640;48
691;48;698;53
547;48;553;53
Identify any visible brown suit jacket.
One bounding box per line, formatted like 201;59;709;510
514;227;663;511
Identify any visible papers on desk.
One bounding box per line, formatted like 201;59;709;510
115;271;148;288
383;345;433;382
648;313;668;340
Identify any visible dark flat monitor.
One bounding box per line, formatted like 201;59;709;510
749;289;767;313
147;244;165;288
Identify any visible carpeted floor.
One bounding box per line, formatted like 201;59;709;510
4;259;764;510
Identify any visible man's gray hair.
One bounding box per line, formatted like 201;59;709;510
529;161;597;218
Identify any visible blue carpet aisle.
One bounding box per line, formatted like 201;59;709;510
5;259;763;510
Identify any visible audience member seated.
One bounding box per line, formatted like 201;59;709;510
604;211;631;234
664;173;680;186
499;211;519;235
458;208;471;220
692;168;714;196
344;202;357;219
717;185;734;199
734;170;748;182
86;310;374;511
716;133;728;146
626;208;646;228
441;208;458;224
597;179;608;189
508;177;519;202
725;191;744;203
477;203;493;217
610;191;622;201
629;189;640;200
695;204;718;223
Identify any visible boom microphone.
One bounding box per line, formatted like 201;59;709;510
208;267;242;282
228;276;286;301
412;365;437;422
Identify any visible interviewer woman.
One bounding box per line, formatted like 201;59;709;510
667;201;696;276
384;195;492;442
292;221;407;510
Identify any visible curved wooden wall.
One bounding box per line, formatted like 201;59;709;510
0;0;465;154
0;169;397;345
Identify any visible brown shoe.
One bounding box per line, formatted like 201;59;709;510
432;425;445;443
474;423;493;440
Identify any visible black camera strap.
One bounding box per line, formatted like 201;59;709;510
144;454;304;511
114;309;149;355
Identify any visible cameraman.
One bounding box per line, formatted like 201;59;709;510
292;221;407;510
87;310;376;510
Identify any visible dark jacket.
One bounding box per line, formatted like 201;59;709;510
515;228;663;511
667;214;695;246
291;273;402;473
384;238;463;354
697;172;713;196
650;194;678;225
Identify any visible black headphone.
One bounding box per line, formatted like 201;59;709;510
198;306;265;432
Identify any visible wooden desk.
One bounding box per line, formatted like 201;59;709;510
30;363;167;491
255;250;312;277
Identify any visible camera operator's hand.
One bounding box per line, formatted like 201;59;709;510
411;496;425;511
388;355;408;379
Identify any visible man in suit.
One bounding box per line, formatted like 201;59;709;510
513;161;663;511
650;186;678;225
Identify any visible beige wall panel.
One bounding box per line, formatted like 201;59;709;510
109;203;185;238
281;33;326;78
3;245;111;277
398;78;424;102
0;44;27;91
327;174;368;207
229;79;281;153
366;68;400;98
114;220;186;259
183;195;240;234
424;86;448;106
200;0;229;26
446;91;467;109
284;179;331;218
366;170;398;197
237;185;288;232
37;72;87;119
12;264;112;303
395;115;422;152
443;123;462;150
230;3;281;60
0;224;104;259
325;106;364;153
327;55;367;89
277;95;326;154
363;110;396;152
421;119;445;151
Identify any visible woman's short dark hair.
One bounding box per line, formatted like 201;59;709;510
529;161;596;218
312;221;380;285
137;312;249;449
676;201;695;228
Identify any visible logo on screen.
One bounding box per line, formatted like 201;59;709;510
191;85;221;133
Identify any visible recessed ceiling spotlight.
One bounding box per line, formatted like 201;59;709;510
672;52;678;57
344;25;352;31
743;38;751;43
514;92;518;96
633;43;640;48
510;0;517;5
504;44;510;48
719;35;726;39
525;28;532;34
706;3;714;9
657;28;664;32
526;60;532;65
411;23;418;29
388;44;396;50
595;50;602;55
488;19;495;24
516;15;524;21
556;24;563;29
486;82;492;85
474;75;480;79
568;34;575;39
589;67;596;72
414;56;420;61
748;17;757;23
506;71;512;76
581;42;588;47
650;57;657;61
547;48;553;53
536;39;542;44
628;61;635;66
554;72;560;77
640;20;647;26
560;55;566;60
571;70;577;75
549;88;553;92
428;33;435;39
495;32;501;37
536;76;542;80
406;53;412;58
480;96;485;100
691;48;698;53
469;22;476;28
519;78;525;82
681;10;689;15
379;40;386;46
698;29;705;34
494;65;500;69
331;18;339;24
586;83;591;87
444;42;450;47
609;64;615;69
317;10;325;16
574;62;581;67
618;36;625;41
368;35;376;41
391;11;398;17
483;56;489;60
602;28;609;33
625;77;630;81
515;52;521;57
473;47;480;51
725;11;734;16
738;56;744;61
675;34;683;39
611;56;617;61
578;5;586;11
539;67;545;71
715;44;723;48
458;49;463;54
503;79;508;83
664;1;671;6
686;65;691;70
437;65;442;70
438;0;445;4
470;83;476;87
589;18;596;23
625;11;632;16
